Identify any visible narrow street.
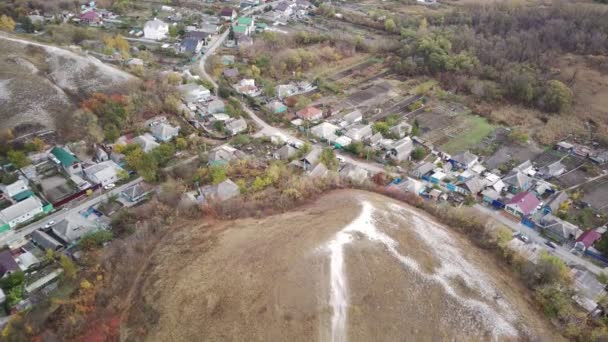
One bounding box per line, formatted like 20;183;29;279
474;204;606;275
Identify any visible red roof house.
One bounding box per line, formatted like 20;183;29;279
296;106;322;121
505;191;540;217
575;230;602;250
80;11;101;24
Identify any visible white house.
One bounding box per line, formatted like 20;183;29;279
234;79;260;96
83;161;123;186
311;122;339;142
388;137;414;162
143;19;169;40
133;134;160;153
1;180;29;198
226;118;247;136
0;196;44;229
345;124;373;141
178;83;211;103
151;122;180;142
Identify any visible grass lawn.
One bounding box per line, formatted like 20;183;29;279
440;115;496;154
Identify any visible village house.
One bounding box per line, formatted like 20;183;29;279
387;177;425;195
79;10;102;25
0;250;20;277
367;132;383;147
185;31;211;45
133;134;160;153
410;162;435;179
298;148;321;171
296;106;323;121
223;68;239;79
542;191;569;214
180;37;204;54
199;179;240;203
390;122;412;139
51;217;98;246
50;146;82;176
575;230;602;251
345;124;373;141
341;110;363;126
571;268;607;313
504;191;540;218
208;145;247;166
273;144;297;160
234;79;260;96
538;214;582;244
502;169;534;193
200;23;220;35
83;161;123;186
0;196;44;230
31;229;62;251
538;161;566;179
449;151;479;170
462;176;486;196
276;84;298;99
220;7;237;21
308;163;328;178
121;182;154;203
178;83;211;102
151;122;180;142
207;99;226;114
1;179;29;200
266;100;287;114
143;18;169;40
226;118;248;136
311;122;339;142
276;1;296;16
340;163;369;183
387;137;414;162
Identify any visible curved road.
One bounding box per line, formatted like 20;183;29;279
197;13;388;176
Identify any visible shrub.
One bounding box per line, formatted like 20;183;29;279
78;230;114;251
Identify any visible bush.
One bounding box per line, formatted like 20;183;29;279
410;147;427;161
78;230;114;251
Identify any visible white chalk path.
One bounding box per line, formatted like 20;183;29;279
325;201;519;342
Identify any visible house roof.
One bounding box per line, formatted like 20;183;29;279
185;31;210;40
481;188;500;201
296;106;322;120
451;151;478;166
181;37;200;52
311;122;339;140
220;7;235;16
133;134;160;153
410;162;435;178
464;177;486;194
151;122;179;140
122;182;153;200
12;190;34;202
275;144;297;160
0;250;19;276
233;24;247;33
3;179;28;197
545;191;569;212
0;196;42;224
144;18;168;30
223;68;239;78
507;191;540;215
343;110;362;123
541;214;581;239
200;179;240;202
302;148;321;165
237;17;253;25
208;145;246;165
503;170;532;189
309;163;328;178
52;218;97;244
32;230;62;251
80;10;100;20
576;230;602;248
391;137;413;158
226;118;247;132
51;146;79;168
368;132;383;144
540;161;565;177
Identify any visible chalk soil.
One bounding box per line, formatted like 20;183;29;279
124;190;562;341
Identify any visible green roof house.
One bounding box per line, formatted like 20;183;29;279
255;22;268;32
232;24;248;35
50;146;82;175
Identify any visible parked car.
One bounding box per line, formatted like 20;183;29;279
44;220;55;228
518;234;530;243
545;241;557;249
103;183;116;190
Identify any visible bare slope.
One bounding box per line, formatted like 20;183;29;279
125;190;562;341
0;34;134;132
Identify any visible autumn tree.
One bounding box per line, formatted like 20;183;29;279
7;150;29;169
541;80;573;113
384;18;397;33
0;15;15;32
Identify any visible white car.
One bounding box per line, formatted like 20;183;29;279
44;220;55;228
103;183;116;190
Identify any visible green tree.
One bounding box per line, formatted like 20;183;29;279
59;254;77;280
384;18;397;33
595;234;608;255
411;147;427;161
7;150;29;169
78;230;114;250
372;122;390;136
104;123;120;142
541;80;573;113
320;148;339;171
175;137;188;150
411;119;420;136
151;143;175;166
209;165;227;184
345;141;364;156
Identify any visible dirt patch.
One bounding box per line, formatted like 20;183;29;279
124;190;562;341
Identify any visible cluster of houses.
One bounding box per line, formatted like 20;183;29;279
260;0;314;24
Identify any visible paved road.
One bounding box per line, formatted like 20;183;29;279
1;177;143;248
474;204;606;275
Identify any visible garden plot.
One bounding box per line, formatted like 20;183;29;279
580;178;608;213
40;174;77;203
343;80;398;108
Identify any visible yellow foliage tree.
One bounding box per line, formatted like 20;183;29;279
0;15;15;32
